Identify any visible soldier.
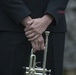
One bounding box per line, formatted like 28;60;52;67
0;0;69;75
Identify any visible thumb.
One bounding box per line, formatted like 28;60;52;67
27;20;34;25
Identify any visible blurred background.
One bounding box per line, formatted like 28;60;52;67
63;0;76;75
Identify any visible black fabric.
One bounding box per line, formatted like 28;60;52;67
0;31;31;75
0;0;68;32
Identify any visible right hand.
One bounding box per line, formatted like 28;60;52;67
31;35;45;52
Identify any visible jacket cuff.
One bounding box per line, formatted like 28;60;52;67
45;10;64;25
15;9;31;25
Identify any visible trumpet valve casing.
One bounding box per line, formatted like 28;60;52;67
25;67;51;75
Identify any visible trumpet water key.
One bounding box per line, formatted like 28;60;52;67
23;31;51;75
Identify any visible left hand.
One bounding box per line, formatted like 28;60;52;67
24;15;53;41
31;35;45;52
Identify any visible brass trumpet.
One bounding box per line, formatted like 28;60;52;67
23;31;51;75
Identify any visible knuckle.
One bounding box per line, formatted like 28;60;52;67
38;39;43;43
30;26;34;29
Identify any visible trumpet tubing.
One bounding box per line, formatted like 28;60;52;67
24;31;51;75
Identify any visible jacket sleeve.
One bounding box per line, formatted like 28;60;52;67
0;0;31;25
45;0;69;25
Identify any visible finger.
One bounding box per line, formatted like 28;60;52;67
27;20;34;25
31;41;36;53
24;24;35;32
24;27;29;32
38;42;41;51
25;30;33;36
25;20;34;28
26;33;35;39
28;34;39;41
40;42;45;50
38;38;44;50
38;36;45;50
41;38;45;50
34;40;40;51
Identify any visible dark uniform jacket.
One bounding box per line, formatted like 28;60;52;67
0;0;69;75
0;0;68;32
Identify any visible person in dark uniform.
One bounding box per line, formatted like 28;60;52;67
0;0;69;75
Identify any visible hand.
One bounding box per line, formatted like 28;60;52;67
21;16;33;27
31;35;45;52
24;15;53;41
